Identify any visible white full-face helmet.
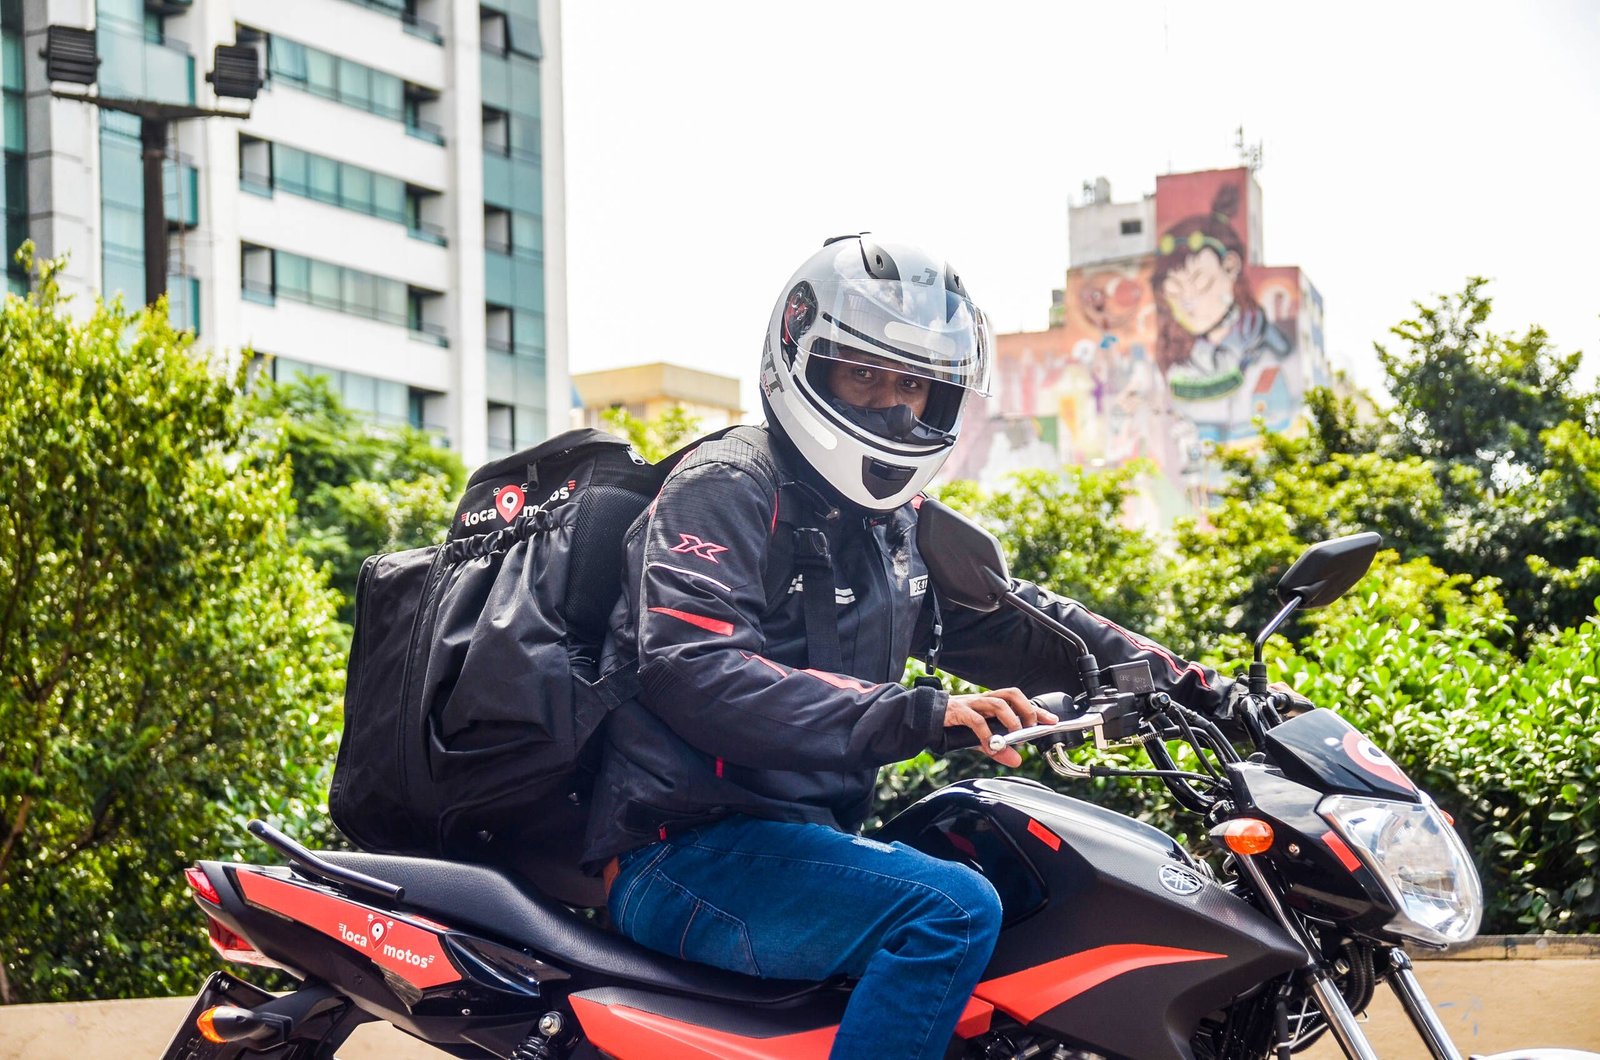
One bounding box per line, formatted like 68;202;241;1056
759;235;993;511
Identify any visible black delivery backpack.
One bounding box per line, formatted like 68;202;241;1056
327;424;836;899
328;428;665;864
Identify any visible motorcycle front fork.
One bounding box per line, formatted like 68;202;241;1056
1234;855;1462;1060
1309;949;1463;1060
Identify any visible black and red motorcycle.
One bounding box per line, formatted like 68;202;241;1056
161;505;1597;1060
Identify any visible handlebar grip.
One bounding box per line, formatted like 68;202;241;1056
942;723;981;751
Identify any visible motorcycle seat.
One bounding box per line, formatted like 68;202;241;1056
318;851;831;1006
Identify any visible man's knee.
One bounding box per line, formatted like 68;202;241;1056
903;856;1003;947
947;865;1003;943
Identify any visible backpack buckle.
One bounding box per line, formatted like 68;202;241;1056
792;527;830;564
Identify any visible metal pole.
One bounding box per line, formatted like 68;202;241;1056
140;116;167;307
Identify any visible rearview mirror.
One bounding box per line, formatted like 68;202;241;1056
1276;532;1382;609
915;498;1010;612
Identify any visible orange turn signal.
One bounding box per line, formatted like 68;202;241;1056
1440;809;1455;826
1211;818;1275;856
197;1007;226;1044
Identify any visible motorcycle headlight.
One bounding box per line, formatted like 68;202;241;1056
1318;794;1483;947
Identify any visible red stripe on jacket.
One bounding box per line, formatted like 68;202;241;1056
649;607;734;637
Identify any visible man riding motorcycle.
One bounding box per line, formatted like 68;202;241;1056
581;235;1234;1060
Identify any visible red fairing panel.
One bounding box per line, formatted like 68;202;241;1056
974;943;1227;1023
235;870;461;990
569;996;996;1057
571;997;835;1059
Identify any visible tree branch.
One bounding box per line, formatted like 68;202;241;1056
0;793;32;892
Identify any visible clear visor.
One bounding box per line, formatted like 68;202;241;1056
798;278;993;397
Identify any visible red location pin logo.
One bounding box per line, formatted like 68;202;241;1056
496;484;526;522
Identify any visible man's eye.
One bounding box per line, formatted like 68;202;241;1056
900;378;923;391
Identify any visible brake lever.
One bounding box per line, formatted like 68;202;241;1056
988;712;1106;752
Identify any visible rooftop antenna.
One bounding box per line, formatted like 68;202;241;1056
1234;125;1264;172
1164;6;1172;172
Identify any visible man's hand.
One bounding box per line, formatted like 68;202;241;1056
946;688;1059;768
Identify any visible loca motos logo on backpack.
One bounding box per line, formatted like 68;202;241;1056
459;480;579;529
460;484;526;528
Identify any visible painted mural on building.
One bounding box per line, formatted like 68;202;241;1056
943;167;1327;525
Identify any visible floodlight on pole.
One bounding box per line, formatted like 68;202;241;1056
42;25;98;85
41;25;258;308
207;45;262;101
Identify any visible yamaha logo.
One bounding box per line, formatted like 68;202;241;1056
1158;865;1204;896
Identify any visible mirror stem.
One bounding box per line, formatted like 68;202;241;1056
1000;589;1101;693
1250;595;1303;696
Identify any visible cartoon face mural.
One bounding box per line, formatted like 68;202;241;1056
939;168;1327;527
1151;181;1291;404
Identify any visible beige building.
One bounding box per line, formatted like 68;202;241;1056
572;362;744;432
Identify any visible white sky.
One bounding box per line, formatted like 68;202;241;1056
561;1;1600;416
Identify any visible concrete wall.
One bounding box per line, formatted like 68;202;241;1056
3;938;1597;1059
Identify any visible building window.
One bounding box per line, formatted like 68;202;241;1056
247;139;414;225
1120;219;1142;236
405;84;445;144
339;0;445;44
262;31;407;121
239;135;272;194
405;185;447;244
484;206;511;254
486;303;513;352
243;244;441;339
407;286;447;345
482;105;510;156
482;4;540;59
480;8;508;56
3;8;28;293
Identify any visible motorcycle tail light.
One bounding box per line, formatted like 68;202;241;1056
206;915;283;970
185;866;221;904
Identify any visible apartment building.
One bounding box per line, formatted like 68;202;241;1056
6;0;565;463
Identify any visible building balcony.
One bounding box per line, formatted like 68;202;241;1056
97;17;194;108
237;166;450;292
234;0;446;95
244;85;448;192
237;294;454;393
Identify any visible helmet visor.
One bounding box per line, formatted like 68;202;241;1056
798;278;994;397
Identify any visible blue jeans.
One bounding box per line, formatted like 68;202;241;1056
608;815;1003;1060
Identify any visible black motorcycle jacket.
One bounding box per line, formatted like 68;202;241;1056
580;427;1229;870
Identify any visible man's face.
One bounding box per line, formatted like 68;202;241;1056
824;349;930;417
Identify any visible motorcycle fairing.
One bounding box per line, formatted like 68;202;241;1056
234;868;462;990
569;986;998;1057
570;985;846;1058
881;779;1304;1060
972;943;1227;1023
1231;761;1406;933
1263;709;1419;801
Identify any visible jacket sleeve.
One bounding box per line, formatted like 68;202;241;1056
921;579;1232;714
629;457;947;772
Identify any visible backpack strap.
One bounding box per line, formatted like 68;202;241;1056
723;426;845;673
789;524;843;672
654;425;845;672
